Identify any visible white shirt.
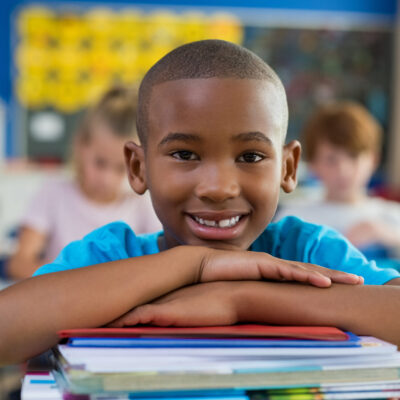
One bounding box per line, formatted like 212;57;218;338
276;197;400;235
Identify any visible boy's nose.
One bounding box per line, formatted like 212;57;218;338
194;164;241;202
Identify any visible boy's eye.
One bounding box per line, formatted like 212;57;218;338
237;152;264;163
171;150;199;161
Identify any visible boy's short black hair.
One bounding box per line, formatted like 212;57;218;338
137;39;288;146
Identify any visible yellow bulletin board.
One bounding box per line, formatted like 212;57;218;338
13;5;243;162
15;6;243;113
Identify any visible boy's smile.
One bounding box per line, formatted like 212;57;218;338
127;77;299;250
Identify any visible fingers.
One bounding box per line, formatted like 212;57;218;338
298;262;363;285
107;305;155;327
107;309;141;327
325;269;364;285
266;262;332;288
107;304;176;328
202;250;363;288
291;266;332;288
257;257;363;288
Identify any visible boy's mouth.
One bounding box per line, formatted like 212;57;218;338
185;212;249;240
193;215;240;228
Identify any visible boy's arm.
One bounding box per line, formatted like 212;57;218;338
113;279;400;346
236;280;400;346
0;246;361;365
0;246;201;365
386;277;400;285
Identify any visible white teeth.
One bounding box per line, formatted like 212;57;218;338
219;219;231;228
194;215;241;228
204;220;216;227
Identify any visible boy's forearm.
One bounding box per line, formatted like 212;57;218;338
0;246;204;365
235;281;400;346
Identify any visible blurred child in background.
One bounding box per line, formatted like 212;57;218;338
276;101;400;263
7;86;161;280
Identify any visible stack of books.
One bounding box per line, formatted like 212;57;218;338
21;325;400;400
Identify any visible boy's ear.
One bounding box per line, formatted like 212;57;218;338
124;141;148;195
281;140;301;193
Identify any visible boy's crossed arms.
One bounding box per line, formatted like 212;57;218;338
108;248;400;347
111;274;400;346
0;244;378;366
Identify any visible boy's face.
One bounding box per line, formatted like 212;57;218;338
127;78;299;250
310;141;376;201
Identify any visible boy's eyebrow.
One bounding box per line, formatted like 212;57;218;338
233;131;273;145
158;131;273;148
158;132;201;147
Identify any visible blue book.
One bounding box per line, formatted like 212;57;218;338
67;332;360;348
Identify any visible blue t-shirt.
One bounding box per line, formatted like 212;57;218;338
33;216;400;285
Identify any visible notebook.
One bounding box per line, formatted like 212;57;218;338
58;324;350;341
66;333;361;349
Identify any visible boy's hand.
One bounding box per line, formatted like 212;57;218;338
199;249;363;288
107;282;239;327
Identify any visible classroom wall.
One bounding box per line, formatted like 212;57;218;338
0;0;397;159
0;0;399;250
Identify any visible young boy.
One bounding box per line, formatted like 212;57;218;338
1;40;400;367
276;102;400;261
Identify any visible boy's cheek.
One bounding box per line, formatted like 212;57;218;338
150;178;191;206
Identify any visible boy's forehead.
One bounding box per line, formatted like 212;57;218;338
146;77;286;143
150;77;278;104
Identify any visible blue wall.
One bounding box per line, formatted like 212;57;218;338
0;0;397;157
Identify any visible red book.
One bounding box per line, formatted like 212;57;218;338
58;324;348;341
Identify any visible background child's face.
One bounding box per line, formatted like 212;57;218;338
77;123;127;203
310;141;376;201
137;77;294;250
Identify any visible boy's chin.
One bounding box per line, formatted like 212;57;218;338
186;238;249;252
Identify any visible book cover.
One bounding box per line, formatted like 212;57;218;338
58;325;349;341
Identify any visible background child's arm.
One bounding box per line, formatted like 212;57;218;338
7;226;47;279
0;247;360;365
345;220;400;249
113;279;400;346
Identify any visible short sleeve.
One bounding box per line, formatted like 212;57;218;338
33;221;144;276
253;216;400;285
302;222;400;285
